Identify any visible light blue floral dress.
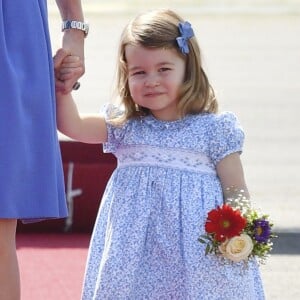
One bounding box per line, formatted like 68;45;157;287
81;110;265;300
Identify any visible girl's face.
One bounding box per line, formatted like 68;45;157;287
125;45;186;121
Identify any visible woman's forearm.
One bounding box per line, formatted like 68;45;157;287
55;0;84;21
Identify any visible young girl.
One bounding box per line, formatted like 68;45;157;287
55;9;265;300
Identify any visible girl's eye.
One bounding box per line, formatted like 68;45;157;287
159;67;171;72
131;70;145;76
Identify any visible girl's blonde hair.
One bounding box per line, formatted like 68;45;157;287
114;9;218;121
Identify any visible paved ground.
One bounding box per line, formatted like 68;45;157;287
48;3;300;299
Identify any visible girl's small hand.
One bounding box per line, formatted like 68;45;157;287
54;48;83;93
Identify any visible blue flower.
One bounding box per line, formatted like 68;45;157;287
253;219;271;243
176;21;194;54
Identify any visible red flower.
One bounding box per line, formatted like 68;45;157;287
205;204;247;242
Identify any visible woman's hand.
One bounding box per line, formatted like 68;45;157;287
53;48;83;94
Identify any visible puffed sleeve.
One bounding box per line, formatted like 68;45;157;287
101;104;127;153
209;112;245;165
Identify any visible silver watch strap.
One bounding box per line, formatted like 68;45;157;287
62;20;89;37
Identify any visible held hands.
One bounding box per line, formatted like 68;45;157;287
54;48;83;94
61;28;85;92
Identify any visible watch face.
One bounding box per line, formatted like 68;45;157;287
65;20;71;28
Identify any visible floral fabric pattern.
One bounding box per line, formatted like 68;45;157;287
81;110;265;300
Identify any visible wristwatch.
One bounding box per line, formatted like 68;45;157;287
62;20;89;37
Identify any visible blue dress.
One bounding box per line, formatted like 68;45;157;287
0;0;67;221
82;110;265;299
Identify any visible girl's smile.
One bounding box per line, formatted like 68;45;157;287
125;45;186;121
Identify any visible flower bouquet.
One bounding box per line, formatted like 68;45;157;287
198;189;276;264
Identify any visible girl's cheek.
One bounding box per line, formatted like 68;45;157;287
128;80;141;92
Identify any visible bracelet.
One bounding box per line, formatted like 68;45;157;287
62;20;89;37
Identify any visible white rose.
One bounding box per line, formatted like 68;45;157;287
219;234;254;262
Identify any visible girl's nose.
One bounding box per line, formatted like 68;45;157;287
144;74;160;87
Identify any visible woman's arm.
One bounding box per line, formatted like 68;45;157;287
56;0;84;20
55;0;85;92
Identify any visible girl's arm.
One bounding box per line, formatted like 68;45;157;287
56;92;107;144
55;50;107;144
216;153;250;201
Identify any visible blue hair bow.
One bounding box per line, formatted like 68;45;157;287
176;21;194;54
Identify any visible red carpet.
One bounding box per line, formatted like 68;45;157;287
16;234;90;300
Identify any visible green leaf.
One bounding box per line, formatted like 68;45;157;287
205;244;210;255
198;238;206;244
